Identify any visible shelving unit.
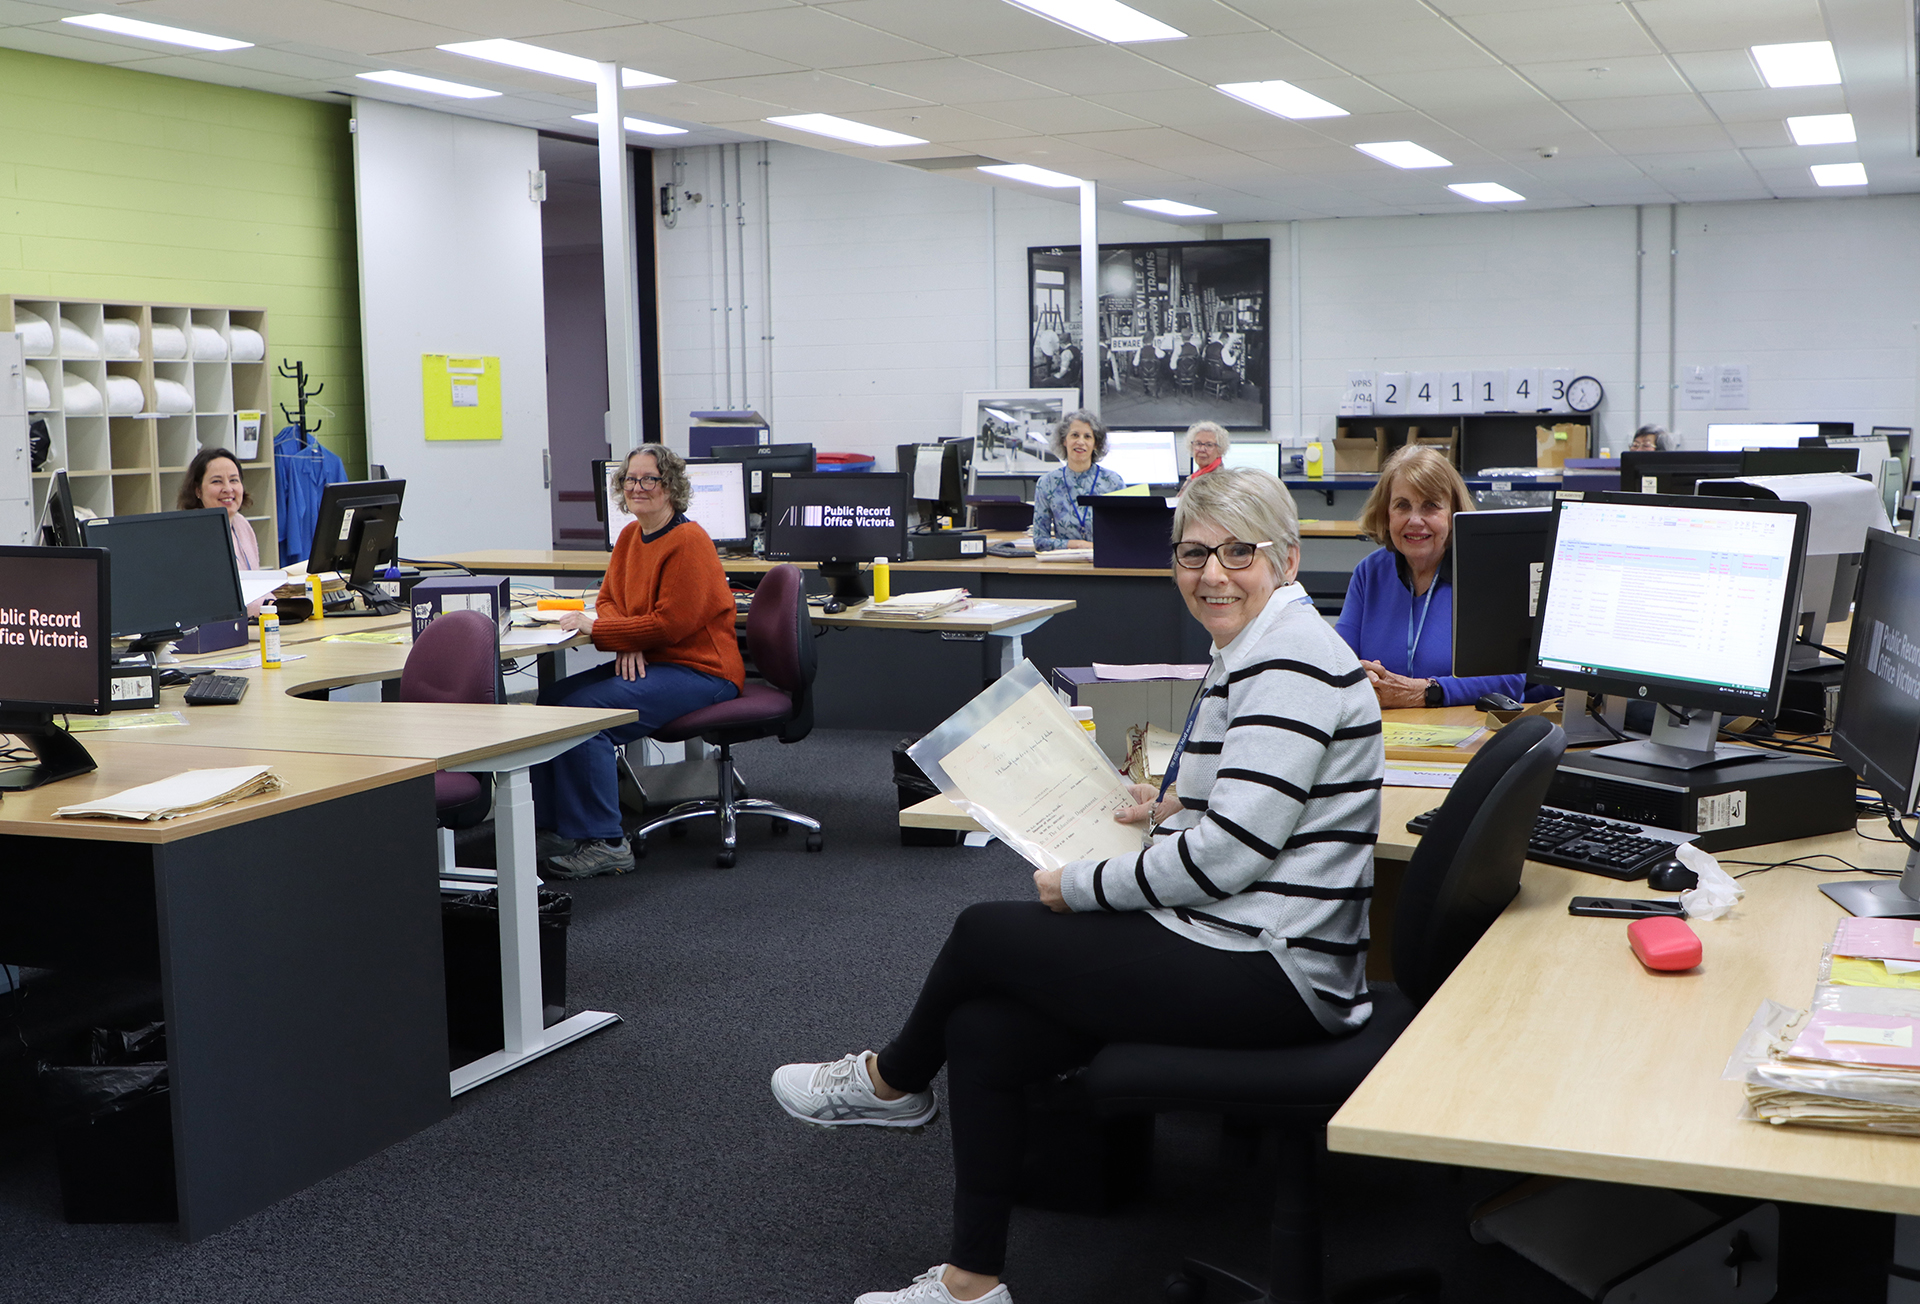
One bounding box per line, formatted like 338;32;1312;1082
4;295;275;559
1336;413;1593;476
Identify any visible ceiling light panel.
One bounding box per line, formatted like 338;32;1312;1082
1750;41;1840;88
438;40;672;88
1448;182;1524;203
764;114;927;147
979;163;1084;187
61;13;250;51
1214;80;1347;120
1811;162;1867;187
1355;141;1452;169
1786;113;1855;145
359;71;499;99
1124;199;1216;216
572;114;690;138
1002;0;1186;44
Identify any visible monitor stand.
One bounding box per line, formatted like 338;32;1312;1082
817;561;870;605
0;711;99;791
1590;705;1767;772
1559;689;1619;747
1823;849;1920;918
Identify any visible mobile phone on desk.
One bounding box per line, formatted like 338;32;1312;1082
1568;897;1686;919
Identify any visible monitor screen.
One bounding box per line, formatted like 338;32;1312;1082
765;473;909;564
1738;447;1857;478
1833;528;1920;814
1619;450;1742;495
1706;423;1819;451
0;545;110;714
1529;492;1808;719
685;458;750;546
1451;509;1550;677
1218;442;1281;476
1102;432;1180;486
308;479;406;578
82;509;245;644
711;443;817;512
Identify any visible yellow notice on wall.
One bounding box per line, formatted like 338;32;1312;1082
422;354;501;441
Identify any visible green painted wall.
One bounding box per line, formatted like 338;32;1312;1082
0;46;365;474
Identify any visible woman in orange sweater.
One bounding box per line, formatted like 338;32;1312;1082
533;445;745;879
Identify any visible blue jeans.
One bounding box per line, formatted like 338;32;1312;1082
531;661;739;841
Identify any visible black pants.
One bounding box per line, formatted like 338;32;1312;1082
875;902;1332;1276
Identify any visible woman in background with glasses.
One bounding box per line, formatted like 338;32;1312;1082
769;468;1381;1304
531;444;743;879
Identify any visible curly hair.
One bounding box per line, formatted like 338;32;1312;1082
617;444;690;515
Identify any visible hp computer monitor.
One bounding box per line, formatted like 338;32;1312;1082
596;457;750;550
0;544;110;789
1218;442;1282;476
1451;509;1550;677
1529;491;1809;768
1102;432;1180;487
766;472;909;602
37;470;81;548
1706;423;1819;451
308;479;406;584
82;509;245;649
712;443;816;514
1619;450;1742;496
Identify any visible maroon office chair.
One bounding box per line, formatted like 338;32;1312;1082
400;609;498;868
632;563;822;868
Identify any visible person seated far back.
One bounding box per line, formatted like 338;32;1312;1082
1029;410;1124;552
179;446;265;616
1336;445;1557;709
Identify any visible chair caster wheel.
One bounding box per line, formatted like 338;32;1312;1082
715;850;735;868
632;836;648;859
771;819;788;835
1164;1269;1205;1303
805;833;823;853
669;824;688;840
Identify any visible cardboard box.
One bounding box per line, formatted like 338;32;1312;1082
1051;666;1207;767
1535;423;1590;469
1333;434;1385;473
410;575;511;642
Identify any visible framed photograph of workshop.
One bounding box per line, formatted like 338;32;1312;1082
1027;238;1269;431
960;389;1079;476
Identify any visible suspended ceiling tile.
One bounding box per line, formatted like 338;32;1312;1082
972;43;1196;95
1668;49;1765;94
965;96;1150;134
1079;85;1277;126
1264;77;1410;116
1;22;189;62
1635;149;1758;176
1515;55;1691;100
1722;119;1791;149
1056;126;1224;161
661;7;944;69
1595;124;1734;154
1124;30;1340;84
1513;155;1653;182
848;103;1040;142
353;0;640;40
1365;67;1551;113
1700;86;1848;123
0;0;81;21
1242;143;1392;172
575;0;798;17
1432;0;1625;12
621;81;792;119
1426;106;1592;148
817;0;1085;57
531;23;806;79
1631;0;1828;54
696;69;931;113
1126;0;1269;37
1298;110;1469;148
117;0;471;53
1742;143;1867;169
1177;112;1342;153
1452;4;1659;64
833;57;1057;104
1565;93;1715;131
1282;19;1501;76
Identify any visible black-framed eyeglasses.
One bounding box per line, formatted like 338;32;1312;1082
1173;540;1273;570
621;474;665;492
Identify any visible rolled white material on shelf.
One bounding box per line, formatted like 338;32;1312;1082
103;317;141;359
150;323;187;359
24;363;51;410
59;318;98;358
228;325;264;362
153;378;194;413
14;308;53;356
62;371;103;415
105;374;145;415
189;325;224;361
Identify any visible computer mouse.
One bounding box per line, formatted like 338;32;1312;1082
820;598;844;614
1646;859;1698;892
1476;692;1522;712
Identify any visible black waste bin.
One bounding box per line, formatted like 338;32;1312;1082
38;1021;176;1223
893;737;961;847
442;888;571;1067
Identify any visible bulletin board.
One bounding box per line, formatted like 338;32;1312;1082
422;354;502;441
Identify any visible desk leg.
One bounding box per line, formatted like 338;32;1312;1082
990;617;1050;679
449;766;621;1096
1894;1215;1920;1302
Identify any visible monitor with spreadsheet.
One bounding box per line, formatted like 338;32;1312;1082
1706;423;1819;451
1100;432;1180;486
711;443;817;515
0;544;110;790
600;457;750;549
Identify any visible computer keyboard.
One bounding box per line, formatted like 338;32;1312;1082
1404;804;1693;881
183;674;249;707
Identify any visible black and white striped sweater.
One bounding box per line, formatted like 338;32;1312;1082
1059;583;1384;1033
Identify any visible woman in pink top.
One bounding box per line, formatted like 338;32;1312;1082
179;447;263;613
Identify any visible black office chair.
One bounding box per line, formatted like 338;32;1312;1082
1084;714;1567;1304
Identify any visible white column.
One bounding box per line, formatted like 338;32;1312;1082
597;63;643;451
1079;179;1098;418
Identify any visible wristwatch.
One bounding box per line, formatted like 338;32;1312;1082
1423;679;1444;707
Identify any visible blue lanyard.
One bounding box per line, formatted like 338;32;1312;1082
1067;466;1095;534
1406;580;1437;669
1155;681;1209;808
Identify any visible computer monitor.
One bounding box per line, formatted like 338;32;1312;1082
1451;509;1550;677
1218;442;1281;476
711;443;816;515
82;508;245;650
1619;450;1742;495
1738;447;1857;478
595;457;751;550
896;440;970;528
765;472;909;602
37;469;81;548
1874;427;1911;491
1824;529;1920;917
1705;423;1819;451
1102;432;1180;486
1529;491;1809;770
308;479;406;587
0;544;110;789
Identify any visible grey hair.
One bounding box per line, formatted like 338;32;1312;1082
1172;467;1300;580
1049;409;1109;461
1633;424;1666;450
619;444;691;514
1185;421;1231;457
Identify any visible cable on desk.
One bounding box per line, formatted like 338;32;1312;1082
1795;637;1848;663
1720;853;1899;879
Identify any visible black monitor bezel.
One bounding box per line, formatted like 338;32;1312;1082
38;470;82;548
763;472;910;565
1526;489;1811;719
682;457;752;548
0;544;112;716
1832;527;1920;815
1451;508;1551;678
1618;450;1742;495
710;443;817;513
81;508;245;644
307;479;406;576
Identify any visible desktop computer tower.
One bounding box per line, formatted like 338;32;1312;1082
1545;750;1855;853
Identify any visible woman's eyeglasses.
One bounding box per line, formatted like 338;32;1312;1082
621;474;665;492
1172;540;1272;570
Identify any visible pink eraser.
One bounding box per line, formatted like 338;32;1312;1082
1628;915;1701;971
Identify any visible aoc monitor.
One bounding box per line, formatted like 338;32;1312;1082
1451;508;1551;678
711;443;816;515
82;508;244;649
765;472;909;602
0;544;110;789
308;479;406;583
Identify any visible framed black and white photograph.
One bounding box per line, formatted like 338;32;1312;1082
959;388;1080;475
1028;238;1269;431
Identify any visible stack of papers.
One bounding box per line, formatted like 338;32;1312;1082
56;765;284;822
1381;722;1485;750
1093;663;1208;681
860;589;970;620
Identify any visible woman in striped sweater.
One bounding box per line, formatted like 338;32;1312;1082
771;468;1384;1304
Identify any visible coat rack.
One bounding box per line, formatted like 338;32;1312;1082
278;359;324;443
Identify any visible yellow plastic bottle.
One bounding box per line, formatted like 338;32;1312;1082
308;573;324;620
1305;441;1325;479
260;600;282;669
871;555;891;604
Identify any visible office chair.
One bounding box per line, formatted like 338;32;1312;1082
631;563;823;868
399;608;498;879
1084;714;1567;1304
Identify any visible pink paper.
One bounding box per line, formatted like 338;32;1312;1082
1787;1011;1920;1070
1832;918;1920;964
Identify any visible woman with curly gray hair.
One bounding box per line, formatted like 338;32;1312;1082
1029;409;1123;552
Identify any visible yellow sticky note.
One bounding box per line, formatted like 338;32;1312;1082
1829;956;1920;989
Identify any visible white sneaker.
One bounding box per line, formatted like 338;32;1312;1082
855;1265;1012;1304
770;1051;936;1128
